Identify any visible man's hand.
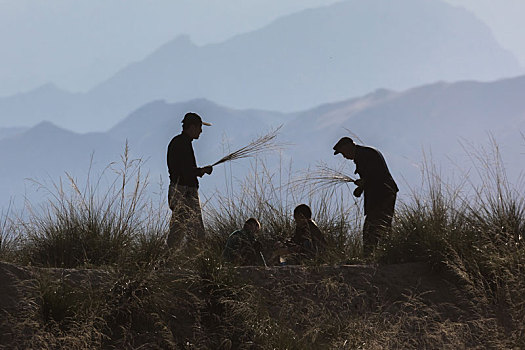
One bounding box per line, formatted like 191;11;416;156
352;178;364;197
197;166;213;177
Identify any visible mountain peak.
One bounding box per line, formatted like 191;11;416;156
172;34;194;45
155;34;197;54
28;121;75;136
34;120;59;128
34;83;62;93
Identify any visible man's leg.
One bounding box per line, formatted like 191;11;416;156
167;184;206;249
363;213;380;257
362;193;396;256
167;184;189;249
185;188;205;242
381;193;396;233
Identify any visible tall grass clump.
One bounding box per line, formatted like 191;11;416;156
379;164;470;266
447;144;525;346
0;204;17;261
15;145;169;269
380;144;525;347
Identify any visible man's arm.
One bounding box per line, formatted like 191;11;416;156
356;149;386;186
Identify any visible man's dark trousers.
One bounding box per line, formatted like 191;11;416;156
167;183;205;248
362;193;396;256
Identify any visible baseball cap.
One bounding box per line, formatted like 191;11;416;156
333;137;354;155
181;112;212;126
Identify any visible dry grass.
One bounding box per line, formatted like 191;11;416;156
0;205;16;261
10;145;169;269
290;163;356;196
212;125;284;166
0;141;523;349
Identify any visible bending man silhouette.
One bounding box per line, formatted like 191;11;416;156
333;137;398;256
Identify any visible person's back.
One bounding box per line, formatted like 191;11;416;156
222;218;262;265
353;145;398;213
290;219;326;260
167;133;199;188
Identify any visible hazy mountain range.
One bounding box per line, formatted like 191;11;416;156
0;0;343;95
2;74;524;212
0;0;521;132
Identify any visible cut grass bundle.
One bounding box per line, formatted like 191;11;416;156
211;125;283;166
291;163;356;196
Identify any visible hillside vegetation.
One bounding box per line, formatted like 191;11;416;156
0;147;523;349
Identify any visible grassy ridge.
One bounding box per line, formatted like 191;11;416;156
0;147;523;349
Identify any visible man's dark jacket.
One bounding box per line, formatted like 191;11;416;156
354;145;398;215
167;133;200;188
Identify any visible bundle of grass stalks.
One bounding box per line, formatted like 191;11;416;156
211;125;283;166
291;163;356;195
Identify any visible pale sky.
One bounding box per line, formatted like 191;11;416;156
0;0;523;97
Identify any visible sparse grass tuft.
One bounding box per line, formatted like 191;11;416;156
379;146;525;347
11;145;169;269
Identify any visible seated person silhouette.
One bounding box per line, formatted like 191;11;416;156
223;218;264;266
276;204;327;265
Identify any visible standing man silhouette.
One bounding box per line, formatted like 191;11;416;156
167;112;213;248
333;137;398;256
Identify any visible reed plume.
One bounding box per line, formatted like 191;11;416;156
212;125;283;166
291;163;355;195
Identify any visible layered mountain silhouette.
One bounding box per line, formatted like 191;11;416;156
284;76;525;186
0;0;522;132
2;74;525;211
